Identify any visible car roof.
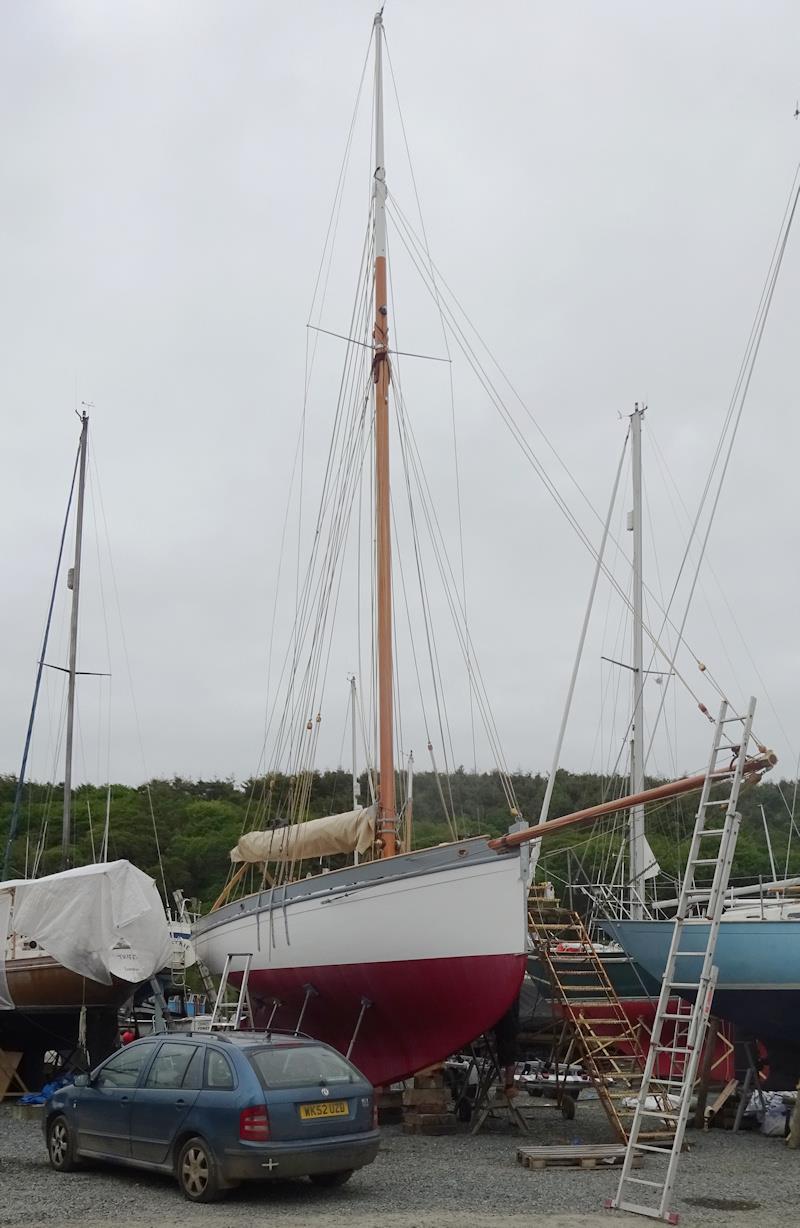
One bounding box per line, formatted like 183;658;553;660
127;1030;326;1049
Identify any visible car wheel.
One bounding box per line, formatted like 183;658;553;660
177;1136;228;1203
47;1115;80;1172
309;1169;354;1188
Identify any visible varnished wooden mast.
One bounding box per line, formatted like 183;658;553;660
373;10;396;857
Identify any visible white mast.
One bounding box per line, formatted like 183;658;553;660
628;404;646;917
62;410;89;869
373;8;396;857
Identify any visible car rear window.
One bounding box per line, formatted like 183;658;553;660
248;1045;359;1089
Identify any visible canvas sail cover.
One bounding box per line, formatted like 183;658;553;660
0;859;173;1009
231;804;377;864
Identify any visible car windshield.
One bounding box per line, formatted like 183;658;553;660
248;1044;358;1089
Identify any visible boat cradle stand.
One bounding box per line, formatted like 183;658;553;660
207;954;373;1057
467;1040;529;1136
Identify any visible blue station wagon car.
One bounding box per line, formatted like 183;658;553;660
44;1031;380;1201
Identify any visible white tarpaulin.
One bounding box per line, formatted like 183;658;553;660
231;805;377;864
0;860;173;1007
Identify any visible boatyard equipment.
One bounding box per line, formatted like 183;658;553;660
607;697;756;1223
528;902;672;1145
0;1050;27;1100
467;1042;529;1136
518;1143;642;1171
208;953;253;1031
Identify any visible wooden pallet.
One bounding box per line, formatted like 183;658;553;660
517;1143;644;1171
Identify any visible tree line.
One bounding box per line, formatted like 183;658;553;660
1;768;797;910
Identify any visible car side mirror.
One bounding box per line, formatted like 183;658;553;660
73;1074;90;1088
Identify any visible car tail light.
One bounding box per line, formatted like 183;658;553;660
239;1105;270;1142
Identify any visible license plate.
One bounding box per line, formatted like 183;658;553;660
299;1100;349;1120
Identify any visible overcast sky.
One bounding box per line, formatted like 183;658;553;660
1;1;799;794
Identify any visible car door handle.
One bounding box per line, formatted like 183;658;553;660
120;1096;130;1104
175;1099;186;1109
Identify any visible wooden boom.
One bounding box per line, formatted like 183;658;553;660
489;751;777;852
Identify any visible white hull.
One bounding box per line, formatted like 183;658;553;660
196;838;527;972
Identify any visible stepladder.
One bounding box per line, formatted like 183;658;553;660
208;952;254;1031
607;696;770;1223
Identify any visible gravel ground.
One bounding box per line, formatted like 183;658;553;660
0;1098;795;1228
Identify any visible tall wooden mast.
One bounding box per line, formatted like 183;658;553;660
373;10;396;857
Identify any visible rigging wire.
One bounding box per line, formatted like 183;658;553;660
88;446;171;909
384;30;478;776
640;163;800;754
385;194;712;712
3;436;81;877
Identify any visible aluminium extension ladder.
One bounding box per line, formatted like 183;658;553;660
607;697;757;1223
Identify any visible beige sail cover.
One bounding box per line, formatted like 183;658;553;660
231;805;377;864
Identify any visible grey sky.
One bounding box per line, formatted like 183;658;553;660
1;1;799;794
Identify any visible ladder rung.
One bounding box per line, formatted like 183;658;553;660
656;1045;692;1054
640;1109;680;1120
634;1142;674;1154
669;981;701;989
528;922;575;930
691;858;720;866
673;949;705;956
698;828;726;836
661;1012;692;1020
623;1176;667;1189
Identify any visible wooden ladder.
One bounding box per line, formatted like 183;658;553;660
528;900;674;1146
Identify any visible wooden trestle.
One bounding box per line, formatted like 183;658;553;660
527;897;675;1146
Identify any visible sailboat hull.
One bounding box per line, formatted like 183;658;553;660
3;954;133;1010
604;919;800;1054
242;952;526;1085
194;837;529;1085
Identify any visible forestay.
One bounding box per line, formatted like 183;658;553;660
231;805;377;864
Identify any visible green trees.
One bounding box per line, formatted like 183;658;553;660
1;769;797;911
